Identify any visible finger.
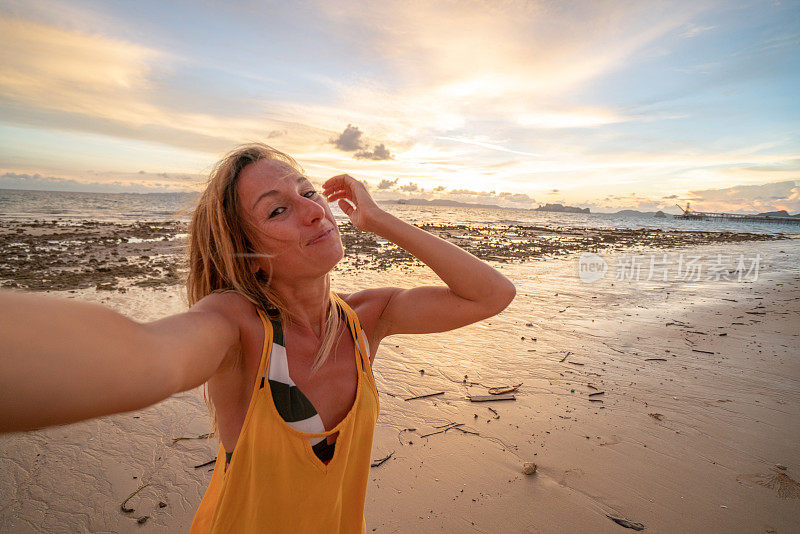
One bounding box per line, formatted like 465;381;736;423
322;174;352;190
325;191;350;203
323;188;347;199
338;198;355;216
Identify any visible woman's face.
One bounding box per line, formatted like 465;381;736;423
236;159;343;283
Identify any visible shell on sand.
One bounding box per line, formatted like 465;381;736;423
523;462;537;475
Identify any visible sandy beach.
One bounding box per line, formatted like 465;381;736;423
1;221;798;533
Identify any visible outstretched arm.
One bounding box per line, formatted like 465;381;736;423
322;175;516;340
0;290;239;433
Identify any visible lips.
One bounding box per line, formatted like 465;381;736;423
306;228;333;245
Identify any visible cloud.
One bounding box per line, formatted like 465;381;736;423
437;136;542;156
448;188;496;198
497;191;533;204
377;178;399;189
0;16;338;156
0;171;202;193
329;124;394;160
680;23;716;38
398;182;418;192
687;180;800;213
330;124;365;151
0;0;794;217
321;0;708;138
516;108;627;129
354;143;393;160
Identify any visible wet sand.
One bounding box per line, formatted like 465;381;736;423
0;221;798;532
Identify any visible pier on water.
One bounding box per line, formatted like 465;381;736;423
673;205;800;226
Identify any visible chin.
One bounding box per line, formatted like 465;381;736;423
317;240;344;274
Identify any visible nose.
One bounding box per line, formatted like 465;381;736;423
297;194;325;225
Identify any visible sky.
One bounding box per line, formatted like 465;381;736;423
0;0;798;214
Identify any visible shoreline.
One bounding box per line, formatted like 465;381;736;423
0;231;798;532
0;218;792;291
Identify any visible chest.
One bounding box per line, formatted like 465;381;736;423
278;326;360;431
211;309;366;455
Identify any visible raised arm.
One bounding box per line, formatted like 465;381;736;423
0;290;240;433
322;175;516;341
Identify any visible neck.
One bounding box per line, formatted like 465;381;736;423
269;274;331;338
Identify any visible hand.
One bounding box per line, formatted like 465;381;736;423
322;174;383;231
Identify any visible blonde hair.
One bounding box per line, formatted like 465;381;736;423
186;142;345;438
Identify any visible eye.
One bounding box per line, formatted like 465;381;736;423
267;191;316;219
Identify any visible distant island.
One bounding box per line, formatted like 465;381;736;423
756;210;800;218
614;209;668;217
532;203;590;214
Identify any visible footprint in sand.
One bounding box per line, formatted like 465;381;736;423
599;435;622;446
558;467;585;486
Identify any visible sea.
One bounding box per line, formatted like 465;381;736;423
1;187;798;236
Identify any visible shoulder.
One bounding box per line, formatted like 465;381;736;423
188;290;263;348
191;290;259;321
188;290;265;375
338;288;399;324
337;288;402;351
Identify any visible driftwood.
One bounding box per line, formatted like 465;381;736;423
645;358;667;361
692;349;714;355
588;391;604;397
606;515;645;531
120;483;150;513
404;391;445;401
666;320;688;326
420;423;464;437
469;394;515;402
172;433;214;445
488;383;522;395
434;422;458;428
559;352;572;363
194;458;216;469
370;451;395;467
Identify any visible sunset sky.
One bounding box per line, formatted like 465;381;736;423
0;0;798;213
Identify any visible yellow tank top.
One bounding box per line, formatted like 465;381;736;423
190;292;380;533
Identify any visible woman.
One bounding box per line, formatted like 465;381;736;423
0;143;516;532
